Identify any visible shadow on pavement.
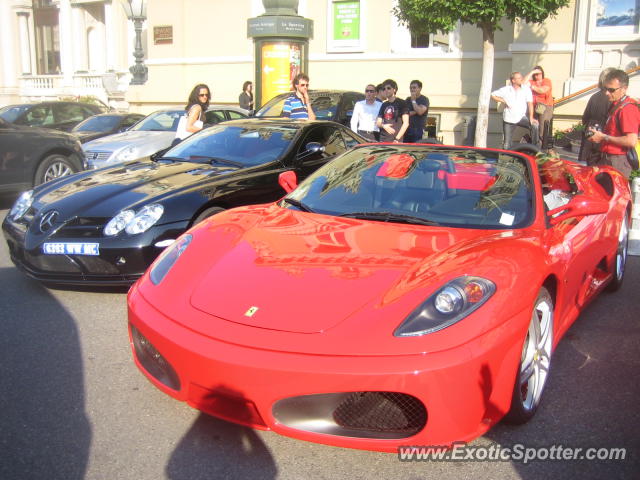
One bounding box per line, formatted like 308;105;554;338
166;391;277;480
0;267;91;480
484;256;640;479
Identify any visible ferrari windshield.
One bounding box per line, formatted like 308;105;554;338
162;124;297;167
283;145;534;229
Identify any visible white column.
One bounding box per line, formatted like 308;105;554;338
0;0;17;88
72;5;87;72
57;0;74;86
17;12;32;74
104;1;116;71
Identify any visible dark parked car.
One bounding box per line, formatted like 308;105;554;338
0;101;107;132
71;113;146;143
2;118;365;285
255;90;364;126
0;117;85;194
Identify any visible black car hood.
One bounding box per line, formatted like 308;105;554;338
35;160;239;217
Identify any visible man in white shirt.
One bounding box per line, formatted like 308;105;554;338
351;84;382;142
491;72;539;149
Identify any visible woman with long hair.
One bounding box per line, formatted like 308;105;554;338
176;83;210;141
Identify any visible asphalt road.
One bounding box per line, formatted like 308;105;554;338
0;205;638;480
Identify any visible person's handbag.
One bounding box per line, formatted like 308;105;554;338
174;106;203;141
174;115;188;140
534;103;547;116
626;142;640;171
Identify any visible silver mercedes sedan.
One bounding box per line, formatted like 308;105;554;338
83;105;247;169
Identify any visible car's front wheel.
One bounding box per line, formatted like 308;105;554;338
505;287;553;424
192;206;224;226
34;154;78;185
607;213;629;292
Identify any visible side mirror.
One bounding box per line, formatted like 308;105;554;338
297;142;324;160
278;171;298;193
547;195;608;225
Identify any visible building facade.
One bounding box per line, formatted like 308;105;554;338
1;0;638;146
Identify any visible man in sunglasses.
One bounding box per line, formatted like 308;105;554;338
282;73;316;120
376;79;409;143
587;69;640;179
405;80;430;143
350;84;382;141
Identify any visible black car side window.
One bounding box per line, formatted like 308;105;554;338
340;129;362;149
299;127;347;162
24;106;53;126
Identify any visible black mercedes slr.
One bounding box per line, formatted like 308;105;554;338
2;118;365;285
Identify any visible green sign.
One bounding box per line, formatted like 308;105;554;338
333;1;360;42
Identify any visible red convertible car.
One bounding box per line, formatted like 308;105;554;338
127;144;631;452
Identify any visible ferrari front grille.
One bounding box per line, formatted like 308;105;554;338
333;392;427;435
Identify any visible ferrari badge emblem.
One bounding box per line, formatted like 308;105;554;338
244;306;259;317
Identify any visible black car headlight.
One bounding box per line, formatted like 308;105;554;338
394;276;495;337
9;190;34;220
149;234;192;285
104;204;164;236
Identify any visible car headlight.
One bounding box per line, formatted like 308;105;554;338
150;233;192;285
394;276;495;337
104;204;164;236
116;146;140;162
9;190;34;220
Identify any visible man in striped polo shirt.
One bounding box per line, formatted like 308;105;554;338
282;73;316;120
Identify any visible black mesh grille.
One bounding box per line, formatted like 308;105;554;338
55;217;109;238
333;392;426;434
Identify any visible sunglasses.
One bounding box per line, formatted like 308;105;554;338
198;93;210;98
365;89;375;93
604;86;621;94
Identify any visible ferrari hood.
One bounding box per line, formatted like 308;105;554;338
35;160;238;217
188;207;490;334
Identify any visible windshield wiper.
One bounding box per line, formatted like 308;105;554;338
339;211;440;226
191;156;244;167
283;197;315;213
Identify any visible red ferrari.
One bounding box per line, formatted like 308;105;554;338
127;144;631;452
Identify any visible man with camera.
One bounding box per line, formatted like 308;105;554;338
587;69;640;179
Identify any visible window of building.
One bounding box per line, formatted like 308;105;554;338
33;0;60;74
327;0;366;53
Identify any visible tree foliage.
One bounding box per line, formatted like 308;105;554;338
393;0;569;35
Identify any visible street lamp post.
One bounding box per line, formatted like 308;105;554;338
122;0;148;85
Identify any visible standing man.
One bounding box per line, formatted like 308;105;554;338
376;83;387;103
351;84;382;141
588;69;640;179
376;79;409;143
405;80;430;143
491;72;539;150
282;73;316;120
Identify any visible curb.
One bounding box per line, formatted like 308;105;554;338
630;177;640;256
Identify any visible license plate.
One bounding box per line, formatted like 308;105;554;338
42;242;100;256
